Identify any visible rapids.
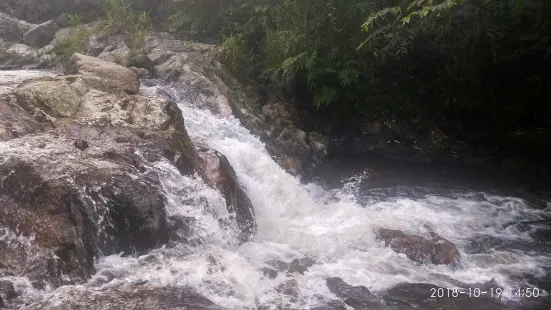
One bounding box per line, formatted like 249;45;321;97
1;73;550;309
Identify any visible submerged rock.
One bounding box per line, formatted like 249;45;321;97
196;147;256;242
383;283;507;310
17;285;228;310
263;257;315;278
326;277;380;309
375;228;460;265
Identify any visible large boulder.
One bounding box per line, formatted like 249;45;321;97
0;12;33;42
375;228;460;265
0;58;198;291
196;147;256;242
65;53;140;94
23;20;57;48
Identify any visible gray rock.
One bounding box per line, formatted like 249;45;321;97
6;43;37;59
0;12;33;42
1;43;51;68
97;40;131;66
55;13;69;27
276;126;311;158
65;53;140;94
127;52;154;71
87;34;106;56
23;20;57;48
130;66;151;79
0;68;198;289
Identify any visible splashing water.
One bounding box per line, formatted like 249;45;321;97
1;75;550;309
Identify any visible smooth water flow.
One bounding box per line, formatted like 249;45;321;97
1;74;549;309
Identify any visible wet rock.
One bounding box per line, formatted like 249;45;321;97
326;277;379;309
0;65;197;288
287;258;309;275
311;300;347;310
0;95;47;140
127;52;154;71
276;279;300;309
375;228;460;265
0;280;16;301
0;155;169;285
278;155;303;175
277;126;311;158
196;148;256;242
383;283;506;310
299;257;316;267
143;32;328;174
23;20;57;48
261;267;278;279
65;53;140;94
129;67;151;79
307;131;329;162
18;286;228;310
261;102;299;126
264;257;315;277
73;139;89;150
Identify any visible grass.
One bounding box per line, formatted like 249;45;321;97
100;0;151;52
53;14;90;62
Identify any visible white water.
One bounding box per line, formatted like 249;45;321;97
2;74;550;308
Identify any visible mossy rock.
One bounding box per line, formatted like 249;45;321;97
127;51;154;71
9;76;87;122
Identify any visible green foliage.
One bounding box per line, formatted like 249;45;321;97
221;34;247;73
53;14;90;61
53;0;551;137
100;0;152;51
359;0;551;131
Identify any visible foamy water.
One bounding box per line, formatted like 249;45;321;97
1;73;550;309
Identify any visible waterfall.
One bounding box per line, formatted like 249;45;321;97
1;74;548;309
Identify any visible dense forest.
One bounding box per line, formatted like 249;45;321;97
150;0;551;136
4;0;551;155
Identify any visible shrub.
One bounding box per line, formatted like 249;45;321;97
53;14;90;61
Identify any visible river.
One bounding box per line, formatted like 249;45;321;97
2;73;550;309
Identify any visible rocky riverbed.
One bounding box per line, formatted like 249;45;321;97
1;9;550;310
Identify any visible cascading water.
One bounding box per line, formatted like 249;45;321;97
2;74;550;309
